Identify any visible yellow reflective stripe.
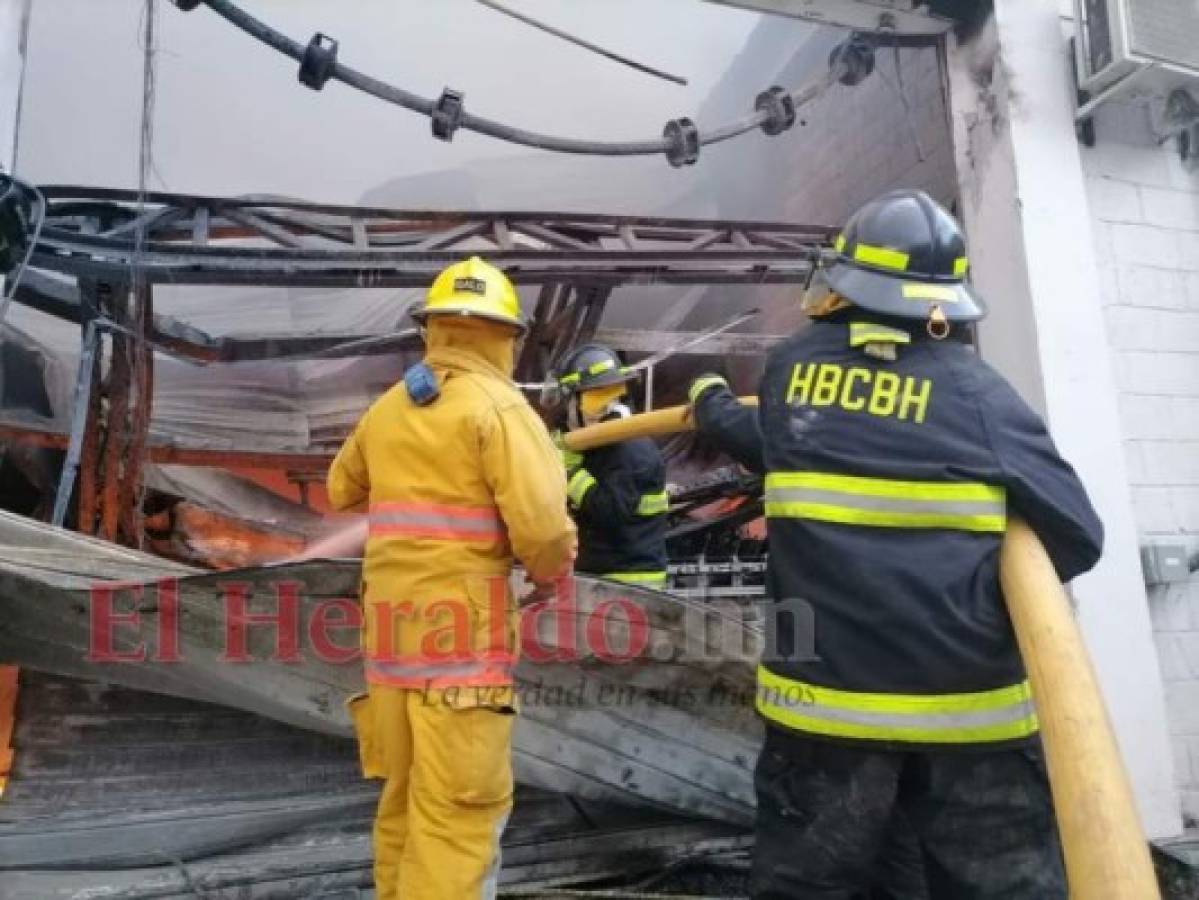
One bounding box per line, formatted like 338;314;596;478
567;468;597;507
848;322;910;348
588;359;616;376
635;491;669;516
901;283;960;303
757;665;1031;714
833;233;846;253
853;243;909;272
559;372;581;385
953;256;968;277
765;502;1006;532
688;375;729;405
756;666;1039;744
766;472;1004;503
764;472;1006;533
604;571;668;587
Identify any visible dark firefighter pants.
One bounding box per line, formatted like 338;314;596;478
751;727;1066;900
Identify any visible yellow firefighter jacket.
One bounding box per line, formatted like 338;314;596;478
328;319;576;693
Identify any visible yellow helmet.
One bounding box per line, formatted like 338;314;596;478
414;256;526;332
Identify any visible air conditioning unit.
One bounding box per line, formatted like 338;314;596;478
1075;0;1199;97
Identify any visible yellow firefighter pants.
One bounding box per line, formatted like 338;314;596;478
349;684;515;900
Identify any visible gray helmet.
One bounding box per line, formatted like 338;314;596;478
821;189;986;323
555;343;634;394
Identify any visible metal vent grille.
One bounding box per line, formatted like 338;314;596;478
1128;0;1199;71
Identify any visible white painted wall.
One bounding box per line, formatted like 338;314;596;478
947;5;1182;838
1080;95;1199;826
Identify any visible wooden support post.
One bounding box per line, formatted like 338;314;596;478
97;282;131;543
97;340;130;543
119;281;154;548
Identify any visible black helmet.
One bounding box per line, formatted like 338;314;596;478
555;343;634;394
821;189;985;323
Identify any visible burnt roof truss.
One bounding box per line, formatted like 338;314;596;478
30;186;836;288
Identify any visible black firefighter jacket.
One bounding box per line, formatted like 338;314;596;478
693;316;1103;748
570;436;669;583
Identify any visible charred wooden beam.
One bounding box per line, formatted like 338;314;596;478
97;334;131;543
75;282;108;535
5;421;338;473
119;281;154;549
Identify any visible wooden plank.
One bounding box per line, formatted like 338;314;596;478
0;423;337;472
0;665;16;798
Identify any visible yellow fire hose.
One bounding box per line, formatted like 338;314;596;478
565;401;1160;899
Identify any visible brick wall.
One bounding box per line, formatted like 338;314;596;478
1082;99;1199;825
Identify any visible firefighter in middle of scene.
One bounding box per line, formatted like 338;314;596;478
554;343;670;590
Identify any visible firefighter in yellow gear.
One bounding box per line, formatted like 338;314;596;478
328;256;577;900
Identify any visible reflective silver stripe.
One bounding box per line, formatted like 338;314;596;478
766;486;1004;520
759;685;1036;731
370;511;501;535
365;657;505;681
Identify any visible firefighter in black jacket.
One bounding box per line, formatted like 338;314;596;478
688;376;930;900
690;189;1103;899
555;344;669;589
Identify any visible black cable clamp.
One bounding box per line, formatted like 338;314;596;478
663;117;699;167
432;89;465;141
830;34;875;87
171;0;203;10
298;33;338;91
755;86;797;136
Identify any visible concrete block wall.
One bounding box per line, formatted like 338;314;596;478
1082;99;1199;826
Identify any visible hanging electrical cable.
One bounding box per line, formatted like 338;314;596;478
169;0;878;166
475;0;689;86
